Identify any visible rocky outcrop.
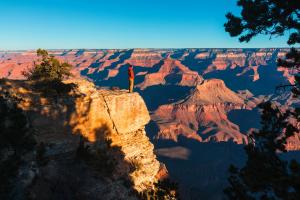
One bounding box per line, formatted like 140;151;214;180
127;49;163;67
0;78;162;199
210;52;247;71
184;79;245;106
138;58;203;90
152;79;251;143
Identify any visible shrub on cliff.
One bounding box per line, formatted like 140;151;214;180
22;49;76;95
23;49;72;83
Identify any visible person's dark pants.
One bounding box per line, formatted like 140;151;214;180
129;78;134;93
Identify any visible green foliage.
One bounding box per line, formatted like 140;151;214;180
23;48;72;82
277;47;300;96
22;49;76;96
224;102;300;200
140;179;180;200
254;102;297;153
225;0;300;95
224;1;300;199
224;0;300;45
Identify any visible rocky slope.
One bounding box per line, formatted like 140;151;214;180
0;78;164;199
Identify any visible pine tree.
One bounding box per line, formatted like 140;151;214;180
224;1;300;199
23;48;72;82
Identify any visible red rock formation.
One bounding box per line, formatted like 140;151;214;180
0;52;37;79
0;78;162;193
152;79;250;144
138;58;203;90
202;49;287;83
211;52;247;70
127;49;163;67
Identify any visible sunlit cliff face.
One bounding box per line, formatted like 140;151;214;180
137;57;203;90
0;78;162;193
152;79;250;144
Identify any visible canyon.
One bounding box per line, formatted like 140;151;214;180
1;48;296;144
1;48;299;199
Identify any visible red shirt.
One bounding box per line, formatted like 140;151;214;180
128;66;134;79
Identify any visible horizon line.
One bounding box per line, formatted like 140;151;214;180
0;47;296;51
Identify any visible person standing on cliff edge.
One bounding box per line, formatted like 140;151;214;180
128;65;134;93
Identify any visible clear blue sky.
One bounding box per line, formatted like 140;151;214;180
0;0;293;50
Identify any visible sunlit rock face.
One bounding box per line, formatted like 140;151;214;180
152;79;252;144
0;51;37;79
138;57;203;90
209;52;247;71
126;49;163;67
0;78;162;198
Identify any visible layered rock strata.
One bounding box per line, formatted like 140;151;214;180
152;79;250;143
0;78;162;197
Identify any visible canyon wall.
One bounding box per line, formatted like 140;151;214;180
0;78;163;199
152;79;250;144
